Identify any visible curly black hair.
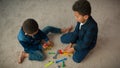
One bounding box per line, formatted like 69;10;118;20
22;18;39;34
72;0;91;16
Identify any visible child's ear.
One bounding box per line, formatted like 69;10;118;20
83;15;89;20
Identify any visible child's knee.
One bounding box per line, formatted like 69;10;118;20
72;54;84;63
60;35;66;43
36;52;46;61
38;55;45;61
72;51;89;63
29;51;46;61
61;35;70;43
61;33;73;43
29;54;45;61
72;52;85;63
73;57;83;63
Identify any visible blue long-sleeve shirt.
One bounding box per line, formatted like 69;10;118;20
17;28;49;53
73;16;98;51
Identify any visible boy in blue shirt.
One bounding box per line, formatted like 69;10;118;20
17;19;72;64
61;0;98;63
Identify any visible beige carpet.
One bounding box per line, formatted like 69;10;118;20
0;0;120;68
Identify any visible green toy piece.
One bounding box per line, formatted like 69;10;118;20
48;52;56;54
62;61;65;67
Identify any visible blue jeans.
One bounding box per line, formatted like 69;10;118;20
61;32;90;63
29;50;45;61
42;26;61;34
29;26;61;61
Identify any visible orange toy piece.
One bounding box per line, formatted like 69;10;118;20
43;43;52;50
63;52;72;57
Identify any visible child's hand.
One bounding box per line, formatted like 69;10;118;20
64;48;74;53
42;40;54;49
42;41;54;49
64;43;73;51
43;43;49;49
47;41;54;47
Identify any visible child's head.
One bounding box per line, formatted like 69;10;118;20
22;18;39;36
72;0;91;23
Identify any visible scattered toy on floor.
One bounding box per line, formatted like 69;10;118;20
62;61;65;67
53;50;59;59
58;49;63;54
58;65;61;68
63;52;72;57
56;57;67;63
43;43;52;50
48;52;56;54
45;61;54;68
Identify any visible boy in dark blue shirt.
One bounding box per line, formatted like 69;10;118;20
17;19;72;64
61;0;98;63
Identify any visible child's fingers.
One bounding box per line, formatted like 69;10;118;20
63;48;67;51
43;45;48;49
42;46;45;48
64;47;68;51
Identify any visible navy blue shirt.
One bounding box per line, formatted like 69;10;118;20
17;28;49;53
73;16;98;51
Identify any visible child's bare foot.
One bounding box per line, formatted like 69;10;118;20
61;25;73;33
18;51;28;64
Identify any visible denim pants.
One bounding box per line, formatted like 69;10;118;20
61;32;90;63
29;26;61;61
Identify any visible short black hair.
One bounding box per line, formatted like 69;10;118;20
22;18;39;34
72;0;91;16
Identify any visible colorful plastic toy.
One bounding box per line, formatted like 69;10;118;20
48;52;56;54
53;50;59;59
62;61;65;67
56;58;67;63
58;65;61;68
45;61;54;67
58;49;63;54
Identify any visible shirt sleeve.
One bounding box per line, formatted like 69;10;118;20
70;22;80;43
40;31;49;42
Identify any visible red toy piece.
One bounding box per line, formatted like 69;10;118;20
58;49;63;54
43;43;49;48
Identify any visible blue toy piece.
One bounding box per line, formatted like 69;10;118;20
56;58;67;63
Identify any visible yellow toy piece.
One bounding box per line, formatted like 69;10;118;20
62;52;72;57
45;61;54;67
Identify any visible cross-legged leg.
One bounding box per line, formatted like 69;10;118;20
42;26;73;35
